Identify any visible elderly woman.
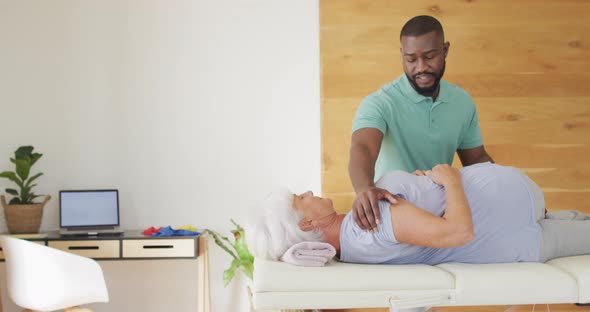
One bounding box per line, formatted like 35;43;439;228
247;162;590;265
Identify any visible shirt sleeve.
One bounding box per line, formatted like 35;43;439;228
351;95;387;134
377;176;409;244
378;197;404;244
458;100;483;150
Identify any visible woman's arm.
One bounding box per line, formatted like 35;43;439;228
389;164;474;248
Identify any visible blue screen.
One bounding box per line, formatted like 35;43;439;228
60;190;119;227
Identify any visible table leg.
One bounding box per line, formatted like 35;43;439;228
197;234;210;312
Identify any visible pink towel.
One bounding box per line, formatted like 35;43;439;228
280;241;336;267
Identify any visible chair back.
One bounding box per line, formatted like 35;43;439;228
0;236;109;311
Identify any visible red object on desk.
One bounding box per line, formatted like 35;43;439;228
142;226;162;236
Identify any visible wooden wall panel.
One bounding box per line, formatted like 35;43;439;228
320;4;590;312
323;73;590;98
324;26;589;75
321;0;590;209
322;1;590;27
321;0;590;310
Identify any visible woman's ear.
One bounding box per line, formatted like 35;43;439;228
298;218;315;231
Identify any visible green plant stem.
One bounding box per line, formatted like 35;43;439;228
205;229;238;260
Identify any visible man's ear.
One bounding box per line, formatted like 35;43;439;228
443;41;450;57
298;218;314;232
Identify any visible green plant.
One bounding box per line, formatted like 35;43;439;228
206;219;254;286
0;146;44;205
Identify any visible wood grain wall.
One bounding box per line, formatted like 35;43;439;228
320;0;590;218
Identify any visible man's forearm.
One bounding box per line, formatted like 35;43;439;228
349;145;376;193
480;154;494;164
459;147;494;166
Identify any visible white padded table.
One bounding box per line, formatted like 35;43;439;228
252;255;590;310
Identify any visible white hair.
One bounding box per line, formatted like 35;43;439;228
245;187;323;260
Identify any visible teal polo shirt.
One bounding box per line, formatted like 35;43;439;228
352;74;483;180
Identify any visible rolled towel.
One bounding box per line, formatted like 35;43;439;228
280;241;336;267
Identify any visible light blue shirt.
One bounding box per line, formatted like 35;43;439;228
339;163;541;265
352;75;483;180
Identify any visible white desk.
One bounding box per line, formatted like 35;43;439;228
0;231;210;312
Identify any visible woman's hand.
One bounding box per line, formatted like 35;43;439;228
412;169;426;176
425;164;462;187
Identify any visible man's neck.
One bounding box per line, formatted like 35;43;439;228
431;86;440;101
313;213;345;254
419;85;440;101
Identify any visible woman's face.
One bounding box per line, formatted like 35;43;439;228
292;191;335;220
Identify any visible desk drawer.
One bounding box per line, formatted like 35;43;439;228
48;240;120;258
123;239;196;258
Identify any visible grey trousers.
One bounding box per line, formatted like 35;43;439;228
521;173;590;262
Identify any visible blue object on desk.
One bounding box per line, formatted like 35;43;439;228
152;226;200;237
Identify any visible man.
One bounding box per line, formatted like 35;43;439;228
349;15;493;232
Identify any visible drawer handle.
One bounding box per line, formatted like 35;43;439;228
143;245;173;249
69;246;99;250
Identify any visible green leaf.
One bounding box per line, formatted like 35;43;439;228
21;185;30;197
221;235;235;248
0;171;24;188
234;229;254;261
20;185;29;203
0;171;16;179
231;218;244;231
5;189;18;195
30;153;42;166
24;192;36;204
9;197;21;205
14;145;33;160
15;159;31;181
240;262;254;280
22;190;36;204
25;173;43;187
205;229;238;259
14;146;34;160
20;193;40;204
9;158;15;164
223;259;240;287
208;220;255;287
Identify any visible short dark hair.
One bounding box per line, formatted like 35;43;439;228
400;15;444;41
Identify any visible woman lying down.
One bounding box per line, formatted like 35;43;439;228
247;162;590;265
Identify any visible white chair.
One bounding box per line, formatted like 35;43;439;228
0;236;109;312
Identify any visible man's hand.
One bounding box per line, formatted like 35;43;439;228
425;164;461;187
352;187;397;232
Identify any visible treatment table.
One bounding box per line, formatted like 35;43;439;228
251;255;590;311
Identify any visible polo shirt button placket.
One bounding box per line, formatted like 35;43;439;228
429;104;434;128
429;101;438;127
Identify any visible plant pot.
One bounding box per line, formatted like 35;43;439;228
1;195;51;234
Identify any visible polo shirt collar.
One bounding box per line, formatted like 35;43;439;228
400;74;448;104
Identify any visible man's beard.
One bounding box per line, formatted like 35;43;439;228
406;61;446;97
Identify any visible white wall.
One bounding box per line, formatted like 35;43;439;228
0;1;320;311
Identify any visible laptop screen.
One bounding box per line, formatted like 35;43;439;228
60;190;120;228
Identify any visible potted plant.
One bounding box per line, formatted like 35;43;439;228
0;146;50;234
206;219;254;287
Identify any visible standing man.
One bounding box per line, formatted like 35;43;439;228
349;15;494;232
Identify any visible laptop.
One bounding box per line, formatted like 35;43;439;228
59;189;124;236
